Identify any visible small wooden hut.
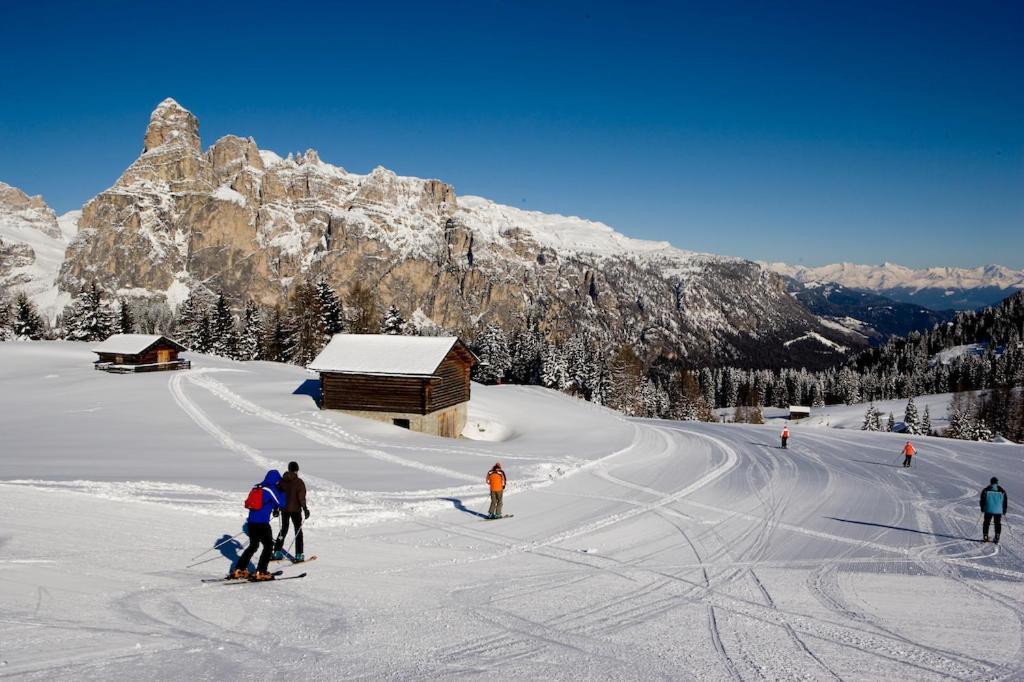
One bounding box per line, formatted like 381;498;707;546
789;405;811;420
308;335;477;438
92;334;189;373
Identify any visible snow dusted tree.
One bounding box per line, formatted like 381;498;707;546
862;404;882;431
886;412;896;432
210;293;239;359
563;334;591;396
176;289;214;352
837;367;861;404
116;298;136;334
133;299;175;335
238;301;264;361
380;304;406;335
64;281;114;342
903;396;920;435
540;342;568;390
509;326;543;384
12;292;45;340
472;323;512;384
921;405;932;436
587;346;613;406
0;294;12;340
698;367;716;409
314;278;344;342
811;381;826;408
262;306;291;363
609;345;643;413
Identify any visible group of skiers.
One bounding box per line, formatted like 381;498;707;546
779;426;1010;544
233;461;310;581
229;432;1010;579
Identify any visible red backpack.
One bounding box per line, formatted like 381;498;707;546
244;486;264;511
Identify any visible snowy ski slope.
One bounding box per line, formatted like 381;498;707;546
0;342;1021;680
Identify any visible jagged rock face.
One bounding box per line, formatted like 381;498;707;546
58;99;861;368
0;182;77;316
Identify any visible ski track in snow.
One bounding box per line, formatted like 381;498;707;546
2;344;1023;680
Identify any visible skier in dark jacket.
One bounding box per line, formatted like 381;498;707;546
233;470;283;580
273;461;310;562
980;477;1008;544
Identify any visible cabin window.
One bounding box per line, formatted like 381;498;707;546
393;419;411;429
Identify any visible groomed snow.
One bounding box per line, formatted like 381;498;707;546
1;342;1022;679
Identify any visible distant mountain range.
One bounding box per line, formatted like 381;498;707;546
765;261;1024;311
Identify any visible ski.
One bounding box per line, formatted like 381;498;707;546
202;569;283;583
222;572;307;586
484;514;514;521
271;554;318;564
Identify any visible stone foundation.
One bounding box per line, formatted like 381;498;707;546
340;402;468;438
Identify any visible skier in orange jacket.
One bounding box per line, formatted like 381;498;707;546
486;463;506;519
901;441;916;468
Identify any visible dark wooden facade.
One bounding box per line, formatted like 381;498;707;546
320;343;474;414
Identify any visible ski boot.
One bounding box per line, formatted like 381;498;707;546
294;553;305;563
230;568;250;580
983;535;989;542
252;571;275;581
994;536;1000;545
272;550;284;561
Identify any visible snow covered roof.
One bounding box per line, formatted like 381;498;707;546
308;335;473;376
92;334;185;355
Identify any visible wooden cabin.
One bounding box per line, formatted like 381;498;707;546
92;334;189;373
788;405;811;420
308;335;477;438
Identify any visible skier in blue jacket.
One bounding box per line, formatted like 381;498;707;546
232;470;284;580
980;477;1008;544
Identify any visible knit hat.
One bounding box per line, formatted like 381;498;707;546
991;476;999;485
289;461;299;473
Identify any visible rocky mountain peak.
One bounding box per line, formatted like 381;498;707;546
143;98;201;154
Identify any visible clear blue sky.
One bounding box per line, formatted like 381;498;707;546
1;1;1021;268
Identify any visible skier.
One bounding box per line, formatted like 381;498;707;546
232;470;283;581
274;461;310;562
901;441;916;468
780;426;790;449
486;462;506;519
980;477;1008;544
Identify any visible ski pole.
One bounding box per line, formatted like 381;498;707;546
186;553;230;569
189;530;245;561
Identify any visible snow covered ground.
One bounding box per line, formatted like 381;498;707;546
1;342;1022;680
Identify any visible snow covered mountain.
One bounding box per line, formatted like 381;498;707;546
0;182;79;318
54;98;860;368
766;261;1024;310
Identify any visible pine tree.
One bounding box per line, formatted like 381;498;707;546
286;281;321;365
903;396;920;435
64;281;114;342
0;294;12;341
117;298;135;334
540;342;569;390
921;405;932;436
314;278;344;342
262;306;291;362
862;404;880;431
238;301;264;361
380;304;406;335
12;292;45;340
176;289;214;352
886;412;896;432
473;323;512;384
210;293;239;359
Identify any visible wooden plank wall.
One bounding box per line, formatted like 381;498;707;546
427;352;471;412
321;373;427;413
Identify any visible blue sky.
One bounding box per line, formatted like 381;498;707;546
1;1;1021;268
